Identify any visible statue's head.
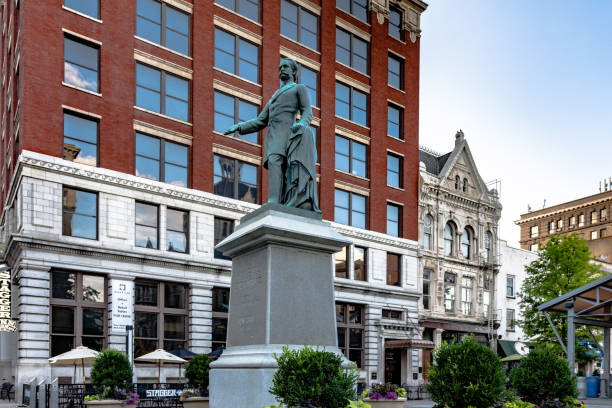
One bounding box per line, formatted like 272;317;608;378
279;58;299;82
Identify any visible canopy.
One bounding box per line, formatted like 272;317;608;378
169;347;197;360
501;354;522;362
49;346;99;383
135;349;186;383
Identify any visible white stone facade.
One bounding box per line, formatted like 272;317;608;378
418;133;502;355
0;150;421;395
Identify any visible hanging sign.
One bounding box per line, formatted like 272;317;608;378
0;271;16;332
111;280;134;334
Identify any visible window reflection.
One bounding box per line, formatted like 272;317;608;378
64;37;99;92
167;209;188;253
135;202;159;249
52;272;76;300
63;112;98;166
335;246;348;279
62;188;97;240
213;155;258;203
82;275;104;302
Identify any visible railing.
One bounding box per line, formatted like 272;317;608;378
57;384;96;408
54;383;188;408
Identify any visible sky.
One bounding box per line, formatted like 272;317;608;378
418;0;612;247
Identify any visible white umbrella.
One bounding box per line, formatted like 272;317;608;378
135;349;186;383
49;346;100;384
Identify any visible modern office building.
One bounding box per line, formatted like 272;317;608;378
0;0;429;391
516;187;612;263
417;131;502;376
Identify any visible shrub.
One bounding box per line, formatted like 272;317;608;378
90;349;133;399
184;354;213;395
509;347;577;405
426;336;506;408
269;345;358;408
362;384;406;400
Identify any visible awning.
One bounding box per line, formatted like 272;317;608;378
385;339;435;349
498;340;517;357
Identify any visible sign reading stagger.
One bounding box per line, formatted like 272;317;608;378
0;271;16;332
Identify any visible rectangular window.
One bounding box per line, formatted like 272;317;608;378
214;217;235;259
601;208;608;221
214;27;259;83
506;275;515;298
530;225;538;238
444;273;456;313
579;214;585;227
549;221;555;234
557;219;563;230
62;187;97;240
388;53;403;90
422;269;431;310
336;303;364;368
335;246;348;279
386;253;400;286
136;63;190;121
334;189;366;229
215;0;260;22
336;27;368;75
387;153;402;188
136;0;190;55
530;243;539;252
335;135;366;178
386;203;401;237
63;112;98;166
388;6;403;40
387;104;402;139
214;91;259;144
64;36;99;93
461;277;473;315
299;65;318;107
354;246;366;281
212;287;230;351
336;0;368;22
134;281;188;357
591;211;598;224
382;309;402;320
335;82;367;126
135;202;159;249
483;275;491;315
166;208;188;253
135;133;189;187
506;309;515;331
591;230;598;240
213;154;258;203
601;228;607;238
281;0;318;50
64;0;99;19
570;215;576;227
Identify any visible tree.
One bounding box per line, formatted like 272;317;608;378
519;234;603;361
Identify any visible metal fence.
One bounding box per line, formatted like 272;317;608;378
53;383;187;408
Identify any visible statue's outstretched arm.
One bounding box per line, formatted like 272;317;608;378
225;101;270;135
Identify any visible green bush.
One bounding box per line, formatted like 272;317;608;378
509;347;577;405
185;354;213;394
426;336;506;408
269;345;358;408
90;349;133;399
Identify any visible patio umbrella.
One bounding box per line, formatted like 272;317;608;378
169;347;197;360
135;349;186;383
207;345;224;360
49;346;100;384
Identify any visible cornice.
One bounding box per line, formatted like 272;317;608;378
332;224;418;251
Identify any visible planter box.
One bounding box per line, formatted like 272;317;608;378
182;397;210;408
84;400;125;408
364;398;407;408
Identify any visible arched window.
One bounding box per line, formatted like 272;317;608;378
423;215;433;251
454;175;460;190
484;231;493;262
462;178;468;192
444;223;455;256
461;227;472;259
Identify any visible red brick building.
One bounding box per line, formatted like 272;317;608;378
0;0;426;240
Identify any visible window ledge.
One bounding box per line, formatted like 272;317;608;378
213;67;262;88
213;3;263;27
134;36;193;60
62;82;102;97
389;34;406;45
334;168;369;182
387;134;405;142
133;106;193;126
213;130;262;148
62;6;103;23
506;296;516;299
388;85;406;94
279;34;321;55
335;7;371;27
334;115;370;131
335;61;370;79
387;185;405;192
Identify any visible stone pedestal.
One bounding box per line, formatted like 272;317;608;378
209;204;351;408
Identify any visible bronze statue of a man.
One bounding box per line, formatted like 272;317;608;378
224;58;320;212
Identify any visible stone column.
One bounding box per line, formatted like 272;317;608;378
434;328;444;348
365;306;381;385
189;283;213;355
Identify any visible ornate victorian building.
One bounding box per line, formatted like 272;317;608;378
417;131;502;375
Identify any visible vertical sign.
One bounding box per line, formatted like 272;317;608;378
0;271;16;332
111;280;134;334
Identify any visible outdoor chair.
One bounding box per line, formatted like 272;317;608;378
0;382;14;401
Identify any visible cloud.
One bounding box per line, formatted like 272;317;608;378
64;63;98;92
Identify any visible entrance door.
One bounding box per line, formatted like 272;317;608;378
385;348;402;385
422;348;432;380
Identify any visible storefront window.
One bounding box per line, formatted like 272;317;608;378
336;302;364;368
50;272;106;357
134;281;188;357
